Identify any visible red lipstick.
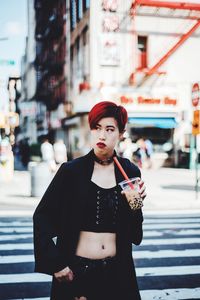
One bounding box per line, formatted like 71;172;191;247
97;142;106;148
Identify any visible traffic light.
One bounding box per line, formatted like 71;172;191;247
192;110;200;135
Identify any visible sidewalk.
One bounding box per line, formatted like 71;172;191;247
0;167;200;216
142;167;200;213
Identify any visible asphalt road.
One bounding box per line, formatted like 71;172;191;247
0;213;200;300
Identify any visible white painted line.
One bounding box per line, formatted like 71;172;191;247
0;211;33;217
143;223;200;229
140;287;200;300
140;237;200;246
144;218;200;224
144;229;200;237
143;209;200;215
0;234;33;241
144;231;163;237
0;255;34;264
133;249;200;259
0;221;32;227
0;273;51;284
0;243;33;250
165;229;200;236
0;227;32;233
136;265;200;277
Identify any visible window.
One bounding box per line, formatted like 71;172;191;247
83;0;90;11
137;36;148;69
70;0;77;30
78;0;83;19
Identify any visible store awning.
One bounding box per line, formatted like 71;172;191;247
128;117;177;129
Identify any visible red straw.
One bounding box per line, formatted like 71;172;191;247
113;156;134;189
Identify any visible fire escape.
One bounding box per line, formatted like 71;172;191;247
129;1;200;87
34;0;67;112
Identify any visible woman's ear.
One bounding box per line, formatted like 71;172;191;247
119;130;126;140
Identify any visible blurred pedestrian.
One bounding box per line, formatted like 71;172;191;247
136;138;147;168
53;139;67;165
40;137;56;172
19;138;30;169
144;137;153;168
33;101;146;300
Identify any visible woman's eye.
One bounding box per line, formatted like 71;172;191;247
107;128;114;132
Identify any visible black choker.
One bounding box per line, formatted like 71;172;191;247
93;153;114;165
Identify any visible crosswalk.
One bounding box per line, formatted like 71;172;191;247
0;214;200;300
136;213;200;300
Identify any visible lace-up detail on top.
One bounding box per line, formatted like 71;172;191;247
80;181;121;233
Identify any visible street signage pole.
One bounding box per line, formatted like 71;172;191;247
192;82;200;200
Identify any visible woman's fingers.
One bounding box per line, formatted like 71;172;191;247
54;266;74;282
138;180;146;199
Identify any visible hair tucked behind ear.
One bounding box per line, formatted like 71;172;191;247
88;101;128;133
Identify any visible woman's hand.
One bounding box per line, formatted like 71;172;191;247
138;178;147;200
54;266;74;282
121;178;146;210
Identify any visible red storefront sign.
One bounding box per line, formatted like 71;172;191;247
192;82;200;107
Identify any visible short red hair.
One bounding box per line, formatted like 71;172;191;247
88;101;128;133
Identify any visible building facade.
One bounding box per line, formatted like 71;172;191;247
67;0;200;167
34;0;69;143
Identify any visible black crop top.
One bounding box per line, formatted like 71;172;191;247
80;181;122;233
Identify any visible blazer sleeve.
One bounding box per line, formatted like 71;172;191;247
33;163;68;275
128;162;144;245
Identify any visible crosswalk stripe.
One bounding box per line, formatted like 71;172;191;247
133;248;200;258
0;221;33;227
0;243;33;250
144;229;200;237
136;265;200;277
140;237;200;245
144;218;200;224
140;288;200;300
0;210;33;216
0;234;33;241
143;223;200;229
0;255;34;264
0;273;51;284
0;228;32;233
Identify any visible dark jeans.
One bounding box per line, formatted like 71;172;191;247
67;255;120;300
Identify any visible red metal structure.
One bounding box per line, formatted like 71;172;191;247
130;1;200;86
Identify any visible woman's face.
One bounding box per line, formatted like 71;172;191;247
91;117;122;157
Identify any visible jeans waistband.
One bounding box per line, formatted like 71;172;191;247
74;255;116;268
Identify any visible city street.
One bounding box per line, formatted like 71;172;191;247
0;167;200;300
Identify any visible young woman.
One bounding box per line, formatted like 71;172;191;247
33;101;146;300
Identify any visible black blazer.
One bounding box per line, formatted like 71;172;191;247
33;150;143;300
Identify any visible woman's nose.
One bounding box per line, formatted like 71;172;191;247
99;130;106;139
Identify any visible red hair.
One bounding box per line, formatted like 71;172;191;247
88;101;128;133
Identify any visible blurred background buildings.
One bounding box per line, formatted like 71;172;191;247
1;0;200;172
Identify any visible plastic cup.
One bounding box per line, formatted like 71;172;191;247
118;177;140;191
119;177;143;210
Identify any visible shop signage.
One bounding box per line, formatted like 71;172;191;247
120;95;177;106
192;82;199;107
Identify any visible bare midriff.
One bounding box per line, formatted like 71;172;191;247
75;231;116;259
